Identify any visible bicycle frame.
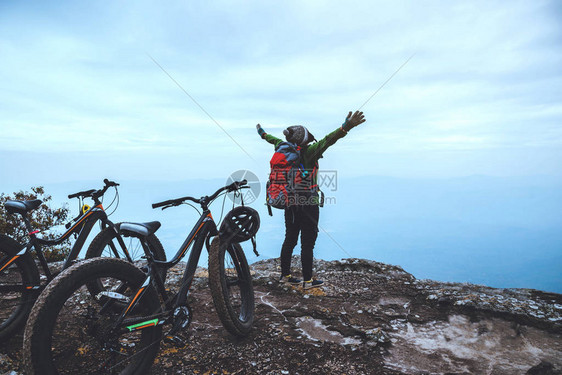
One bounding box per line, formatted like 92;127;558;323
0;204;133;287
110;209;218;331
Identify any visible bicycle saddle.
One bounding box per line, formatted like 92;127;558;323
118;221;161;237
4;199;42;215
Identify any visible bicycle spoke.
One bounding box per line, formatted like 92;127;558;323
127;237;143;261
0;261;29;331
48;277;158;374
105;335;163;373
101;237;145;264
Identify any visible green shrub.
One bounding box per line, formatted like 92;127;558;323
0;186;71;262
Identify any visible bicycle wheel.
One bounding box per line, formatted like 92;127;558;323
23;257;162;375
0;234;40;341
208;237;254;337
85;226;167;298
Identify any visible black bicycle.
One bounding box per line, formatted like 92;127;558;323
23;179;260;375
0;179;166;342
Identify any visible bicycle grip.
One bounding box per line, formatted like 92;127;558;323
68;189;96;199
226;179;248;192
152;199;173;209
104;179;120;187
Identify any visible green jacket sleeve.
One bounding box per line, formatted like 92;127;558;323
306;127;347;159
264;133;284;148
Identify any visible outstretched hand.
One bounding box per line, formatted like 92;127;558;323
343;111;366;132
256;123;266;138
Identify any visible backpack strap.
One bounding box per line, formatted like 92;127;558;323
251;236;259;256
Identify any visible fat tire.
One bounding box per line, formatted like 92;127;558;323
0;234;40;341
85;226;167;297
23;257;162;375
208;237;254;337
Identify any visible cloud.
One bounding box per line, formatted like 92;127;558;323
0;0;561;183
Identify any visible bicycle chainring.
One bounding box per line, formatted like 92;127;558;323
168;305;192;336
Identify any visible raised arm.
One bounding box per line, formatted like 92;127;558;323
307;111;366;158
256;124;283;147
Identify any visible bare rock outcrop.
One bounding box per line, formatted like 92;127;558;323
1;257;561;374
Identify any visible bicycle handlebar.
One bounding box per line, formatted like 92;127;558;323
68;179;120;200
207;179;248;202
103;179;119;188
68;189;96;199
152;196;200;209
152;179;248;210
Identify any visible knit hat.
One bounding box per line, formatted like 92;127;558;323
283;125;316;146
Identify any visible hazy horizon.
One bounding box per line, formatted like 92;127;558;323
2;174;559;293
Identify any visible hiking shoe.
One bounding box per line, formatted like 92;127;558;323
303;279;324;290
279;274;302;285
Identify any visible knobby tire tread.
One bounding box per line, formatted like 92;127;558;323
208;237;254;337
23;257;161;375
85;226;166;264
84;227;167;297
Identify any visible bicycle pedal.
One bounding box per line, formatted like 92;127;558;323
164;335;186;347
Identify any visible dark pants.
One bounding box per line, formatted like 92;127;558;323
280;205;319;281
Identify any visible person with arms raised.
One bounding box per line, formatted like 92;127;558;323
256;111;366;290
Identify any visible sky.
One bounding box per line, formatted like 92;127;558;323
0;1;561;292
1;0;561;186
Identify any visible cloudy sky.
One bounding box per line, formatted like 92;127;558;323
1;0;561;186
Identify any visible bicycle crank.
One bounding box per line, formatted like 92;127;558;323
167;305;192;336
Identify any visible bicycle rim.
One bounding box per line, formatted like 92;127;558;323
100;235;146;262
223;243;253;326
46;274;160;373
85;230;166;305
0;251;35;335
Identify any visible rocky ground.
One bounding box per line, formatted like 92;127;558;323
1;257;561;374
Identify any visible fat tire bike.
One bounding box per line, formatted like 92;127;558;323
23;179;260;375
0;179;166;342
